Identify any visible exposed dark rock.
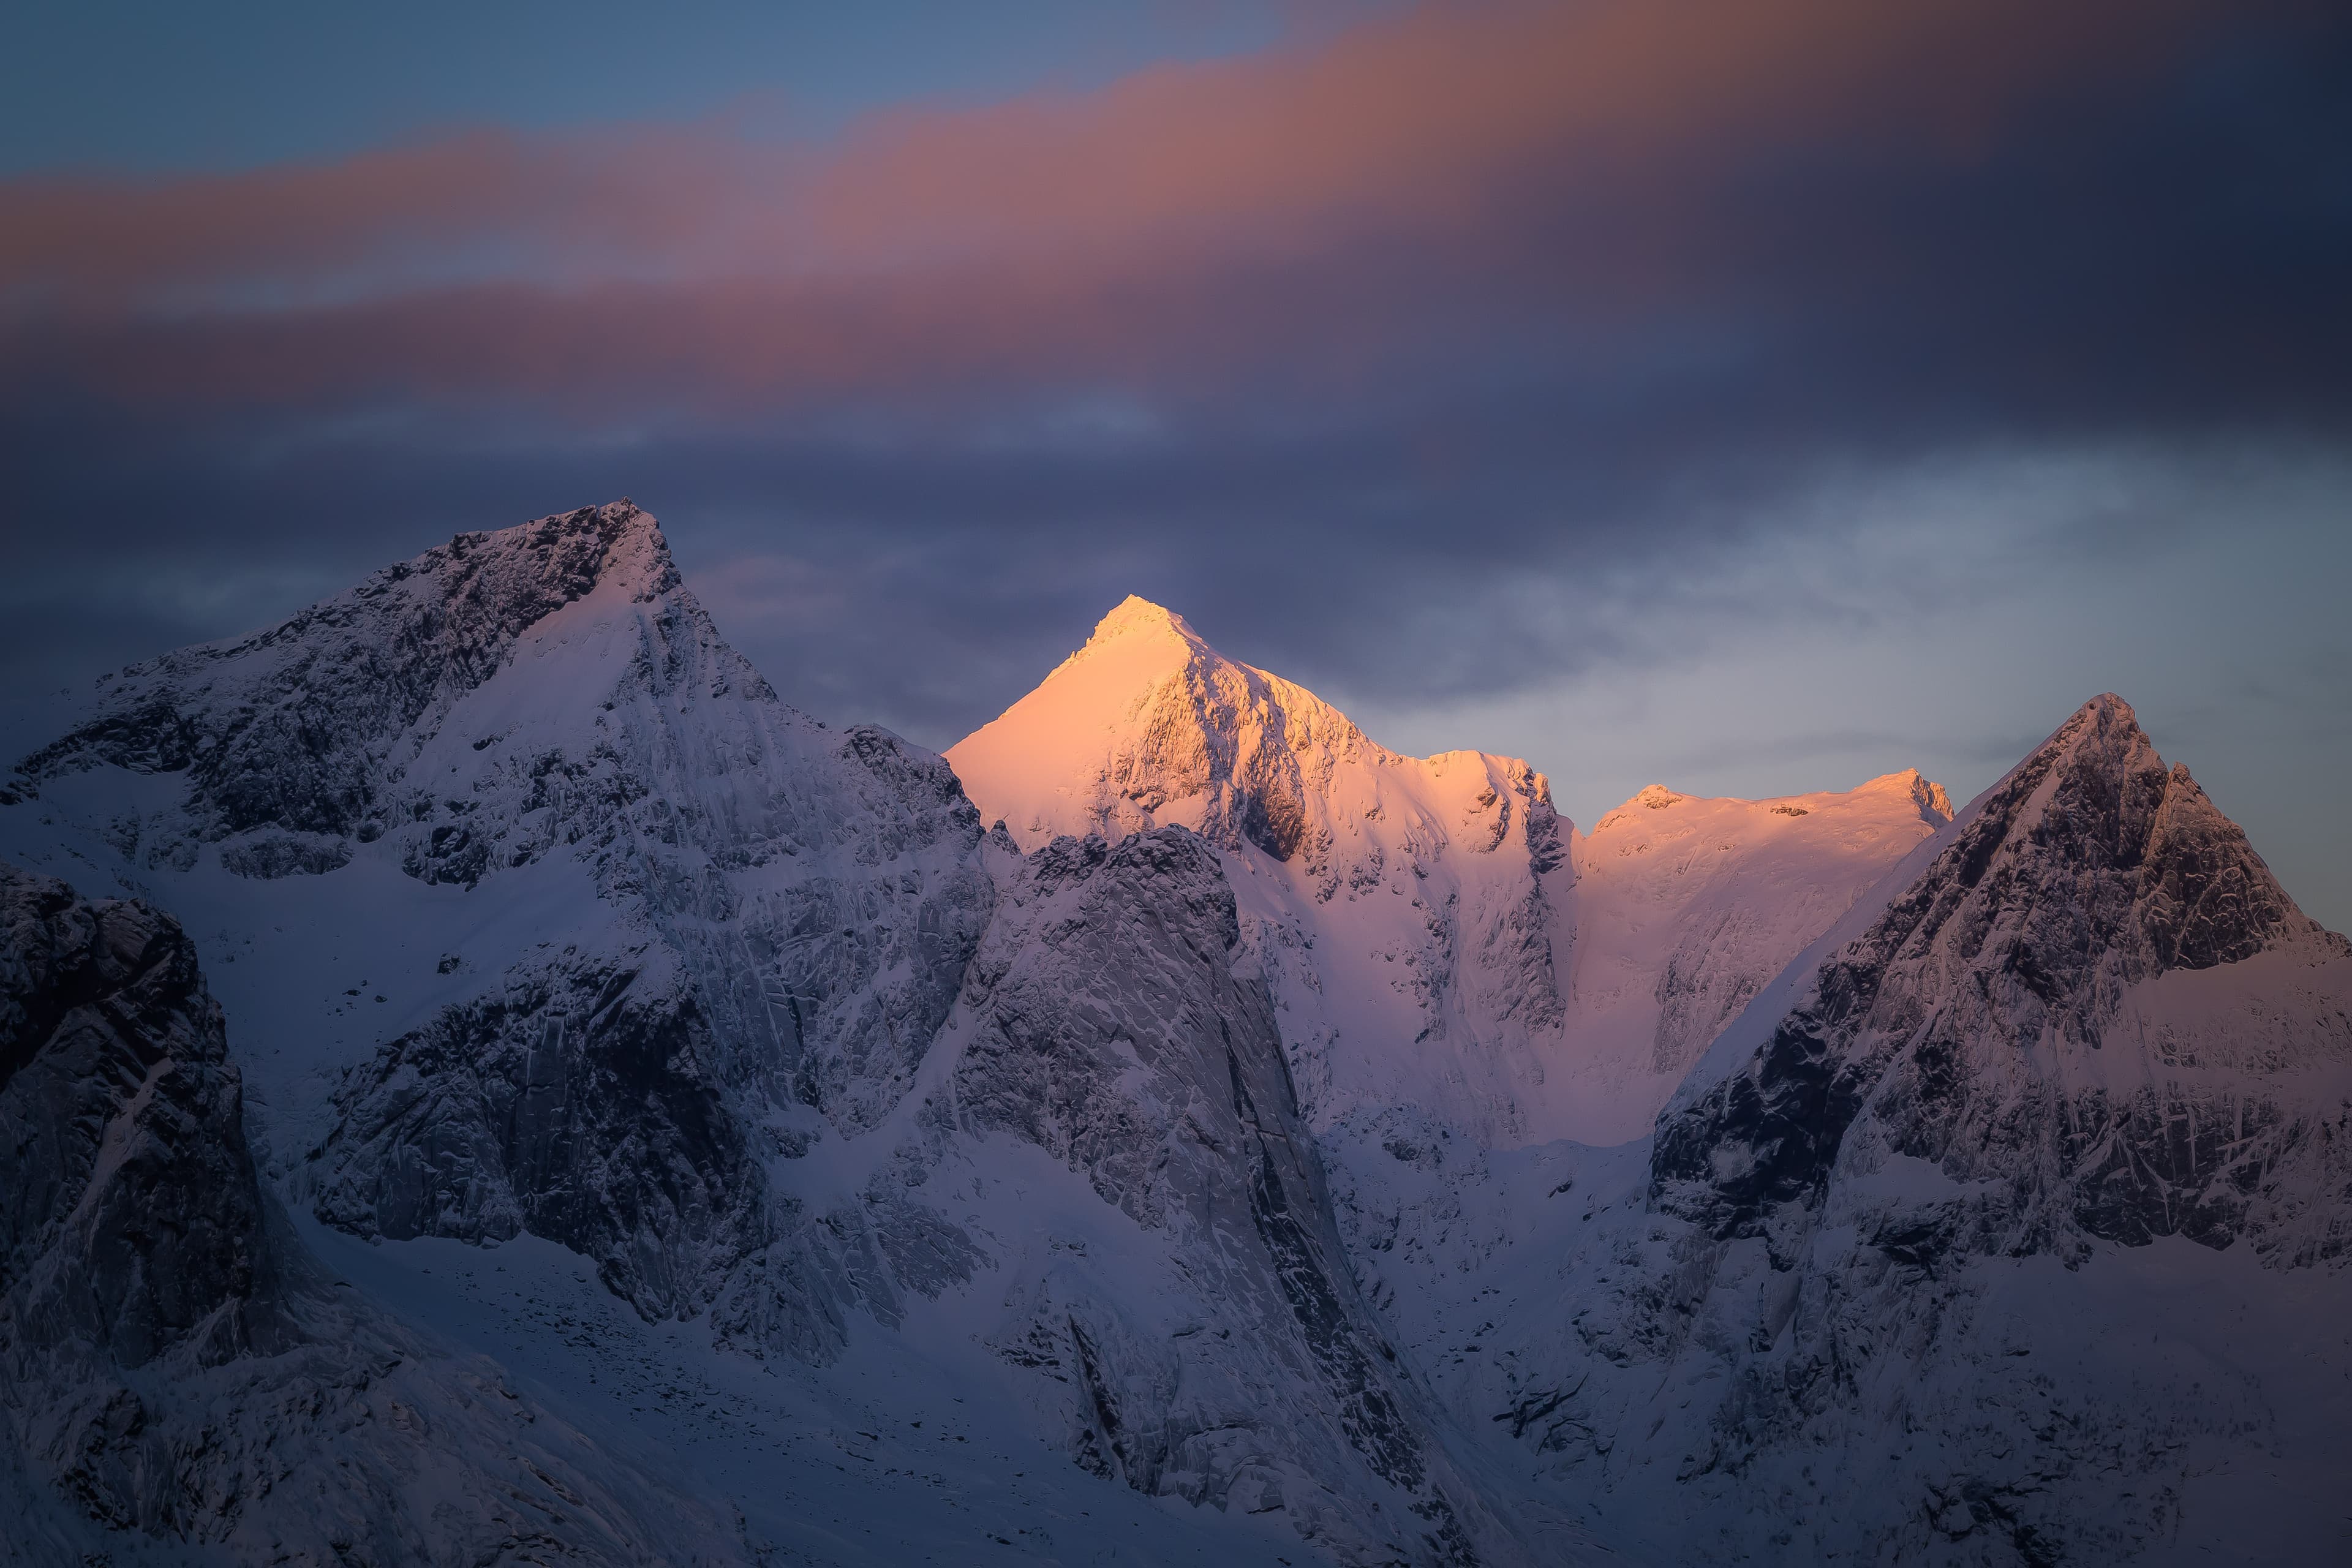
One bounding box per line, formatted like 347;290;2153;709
9;503;674;845
311;952;760;1321
1654;694;2350;1265
952;827;1510;1566
0;861;748;1565
0;861;279;1368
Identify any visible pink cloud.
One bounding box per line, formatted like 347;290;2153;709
0;0;2293;414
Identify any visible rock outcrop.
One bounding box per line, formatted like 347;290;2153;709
0;861;747;1566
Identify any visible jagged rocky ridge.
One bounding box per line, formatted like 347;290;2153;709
948;597;1947;1152
1656;693;2352;1268
1346;696;2352;1566
3;507;1525;1566
0;862;746;1566
8;500;2347;1566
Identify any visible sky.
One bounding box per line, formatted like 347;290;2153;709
2;0;2348;927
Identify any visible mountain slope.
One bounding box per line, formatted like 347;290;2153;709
1657;692;2352;1267
0;861;747;1566
948;597;1945;1147
1363;696;2352;1565
1;510;1530;1567
1556;769;1953;1139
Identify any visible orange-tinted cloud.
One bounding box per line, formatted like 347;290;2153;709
0;0;2320;414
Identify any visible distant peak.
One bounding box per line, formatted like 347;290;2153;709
1085;595;1204;647
441;500;677;603
1857;768;1953;823
2027;692;2150;772
2081;692;2136;724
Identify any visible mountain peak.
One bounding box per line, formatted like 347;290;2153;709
1854;767;1954;823
439;499;677;605
8;497;710;851
1079;594;1208;655
2037;691;2143;759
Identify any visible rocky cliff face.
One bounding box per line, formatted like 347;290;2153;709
1655;693;2352;1268
10;504;995;1375
0;862;747;1566
938;827;1539;1566
0;862;278;1372
1376;697;2352;1565
310;944;760;1322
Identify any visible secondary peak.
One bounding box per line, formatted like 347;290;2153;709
1084;594;1207;646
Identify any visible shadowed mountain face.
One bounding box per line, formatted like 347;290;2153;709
0;861;279;1371
0;862;749;1565
0;510;1531;1567
4;510;2346;1568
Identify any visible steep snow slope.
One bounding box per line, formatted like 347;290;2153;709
1345;697;2352;1565
950;595;1570;1147
6;502;995;1361
949;597;1945;1147
0;861;749;1566
1;511;1531;1567
1559;771;1952;1140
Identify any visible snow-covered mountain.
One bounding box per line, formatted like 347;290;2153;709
948;596;1948;1148
1556;768;1952;1140
951;608;2352;1564
1337;696;2352;1565
0;508;1532;1567
6;513;2345;1567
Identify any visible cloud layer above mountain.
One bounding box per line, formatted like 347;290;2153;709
2;0;2348;919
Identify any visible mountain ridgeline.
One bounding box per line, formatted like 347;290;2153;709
1;502;2343;1567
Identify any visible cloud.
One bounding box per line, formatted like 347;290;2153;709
1;1;2347;924
6;0;2343;428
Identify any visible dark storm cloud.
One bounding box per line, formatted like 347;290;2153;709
1;0;2348;751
